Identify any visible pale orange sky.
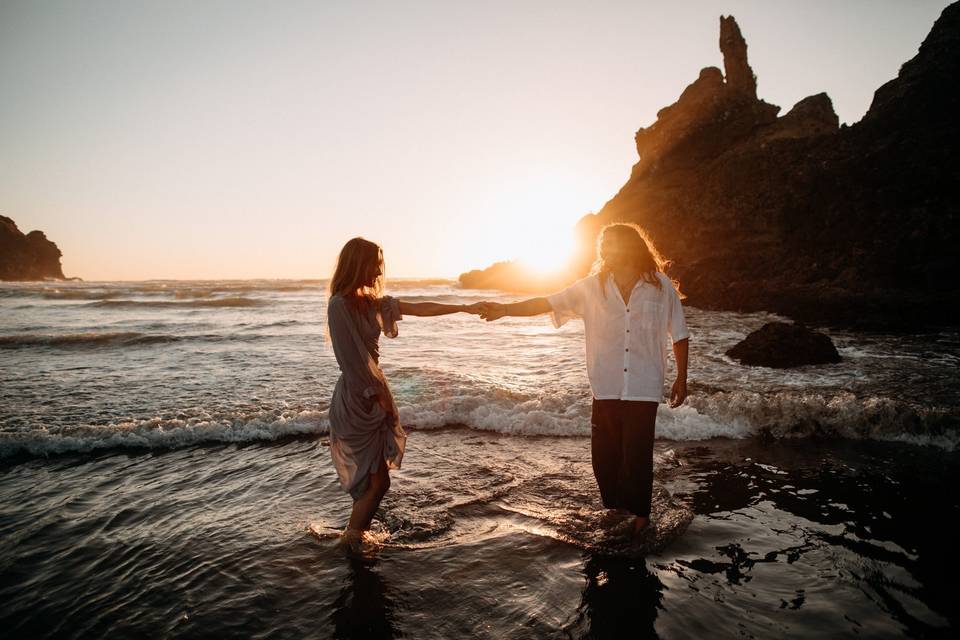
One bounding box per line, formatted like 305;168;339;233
0;0;952;280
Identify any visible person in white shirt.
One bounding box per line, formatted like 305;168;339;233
477;223;690;535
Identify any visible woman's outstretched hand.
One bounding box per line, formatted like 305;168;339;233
476;302;507;322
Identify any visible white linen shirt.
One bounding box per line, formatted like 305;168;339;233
547;272;689;402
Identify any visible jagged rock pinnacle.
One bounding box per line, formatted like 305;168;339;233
720;15;757;97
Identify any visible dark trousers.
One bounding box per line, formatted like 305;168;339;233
590;398;658;518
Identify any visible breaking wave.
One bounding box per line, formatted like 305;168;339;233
0;410;329;459
2;388;956;460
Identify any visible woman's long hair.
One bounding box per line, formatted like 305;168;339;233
329;237;385;309
590;223;683;298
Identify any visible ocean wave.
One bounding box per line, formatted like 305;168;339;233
41;290;125;300
0;410;329;459
685;390;960;449
0;331;272;349
2;389;956;460
0;281;327;300
0;332;183;348
88;297;266;309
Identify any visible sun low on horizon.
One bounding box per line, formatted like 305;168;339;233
454;172;592;280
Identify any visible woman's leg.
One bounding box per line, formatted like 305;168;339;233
619;401;658;532
591;399;625;509
347;458;391;533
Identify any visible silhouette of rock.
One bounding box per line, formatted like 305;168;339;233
720;15;757;97
726;322;841;368
763;93;838;141
458;260;579;293
460;6;960;330
0;215;66;281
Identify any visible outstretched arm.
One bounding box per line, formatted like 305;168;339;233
478;297;551;321
399;301;477;317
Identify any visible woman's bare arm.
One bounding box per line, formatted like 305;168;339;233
478;298;551;321
398;301;476;317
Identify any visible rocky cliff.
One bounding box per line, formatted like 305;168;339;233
460;4;960;330
0;215;66;281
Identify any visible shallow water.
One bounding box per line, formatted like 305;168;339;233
1;279;958;637
0;432;955;638
1;279;957;454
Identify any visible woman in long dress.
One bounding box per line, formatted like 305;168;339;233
326;237;477;546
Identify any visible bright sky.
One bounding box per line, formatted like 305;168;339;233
0;0;952;280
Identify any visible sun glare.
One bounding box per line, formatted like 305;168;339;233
515;227;576;276
463;174;594;279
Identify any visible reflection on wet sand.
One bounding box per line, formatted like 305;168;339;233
565;554;664;639
331;558;398;639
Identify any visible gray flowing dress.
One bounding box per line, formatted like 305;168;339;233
327;293;406;499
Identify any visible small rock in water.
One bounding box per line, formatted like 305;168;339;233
726;321;841;368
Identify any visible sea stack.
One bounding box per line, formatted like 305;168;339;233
0;215;66;281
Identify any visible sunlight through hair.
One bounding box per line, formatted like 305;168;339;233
591;223;683;298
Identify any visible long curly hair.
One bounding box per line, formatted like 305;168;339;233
590;223;683;297
329;237;385;310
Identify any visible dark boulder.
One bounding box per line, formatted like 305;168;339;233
726;322;841;368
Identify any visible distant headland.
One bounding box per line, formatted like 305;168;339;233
460;4;960;330
0;215;66;281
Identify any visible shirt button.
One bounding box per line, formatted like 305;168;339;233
626;329;630;333
623;368;627;372
625;348;629;352
626;308;630;312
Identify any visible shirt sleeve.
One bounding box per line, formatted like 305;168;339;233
327;296;386;399
378;295;402;338
666;280;690;343
546;276;589;328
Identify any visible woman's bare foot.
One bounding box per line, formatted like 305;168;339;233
634;516;650;534
339;527;364;550
599;508;633;527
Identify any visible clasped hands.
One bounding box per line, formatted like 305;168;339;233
462;302;506;322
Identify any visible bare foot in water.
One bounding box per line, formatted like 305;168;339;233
339;527;364;552
634;516;650;535
599;508;633;527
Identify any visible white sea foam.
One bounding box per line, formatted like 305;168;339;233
400;393;590;437
687;390;960;449
0;411;329;459
3;388;955;460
